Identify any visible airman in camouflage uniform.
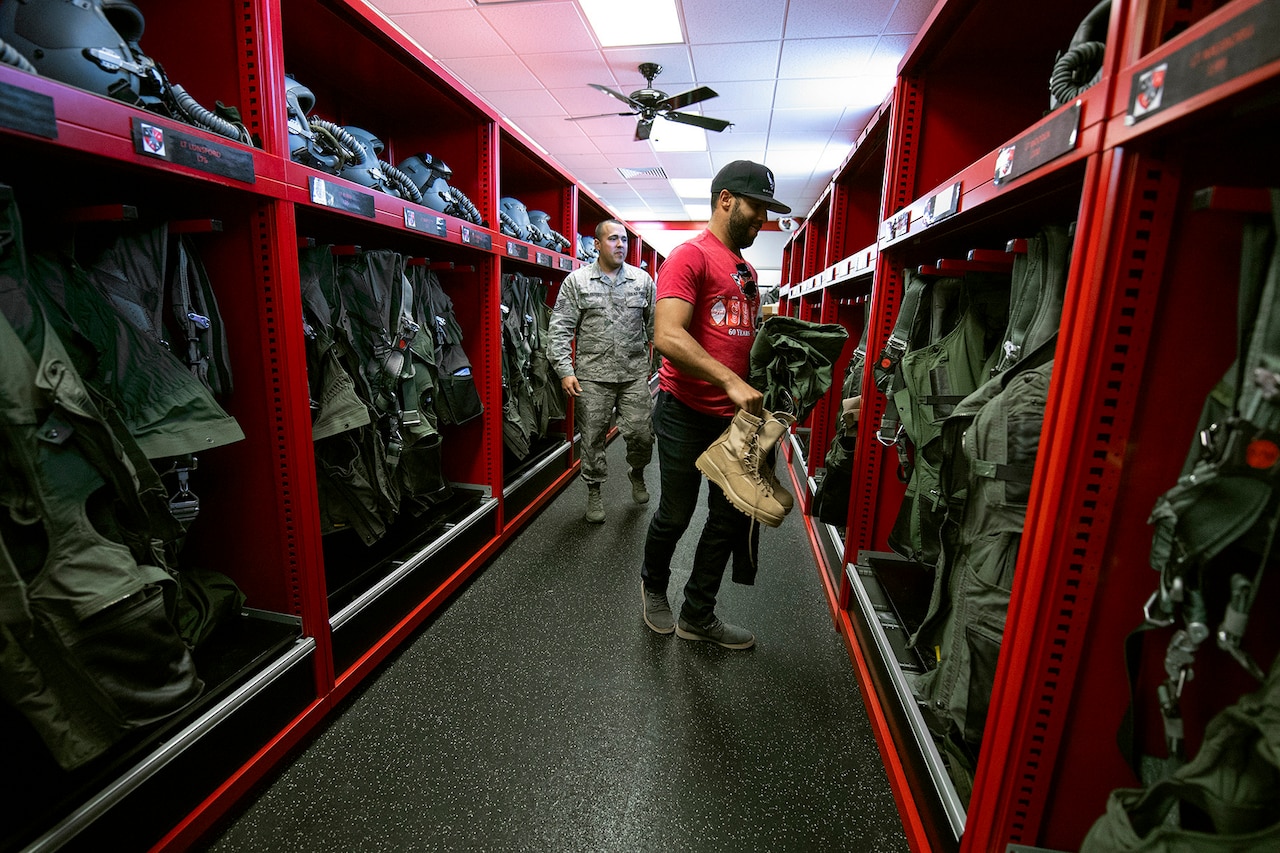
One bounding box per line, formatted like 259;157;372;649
548;219;656;523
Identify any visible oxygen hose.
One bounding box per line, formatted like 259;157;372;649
547;227;572;254
0;37;36;73
1049;41;1106;109
499;210;525;239
378;159;423;204
445;187;483;225
169;83;252;145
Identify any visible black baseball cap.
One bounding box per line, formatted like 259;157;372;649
711;160;791;214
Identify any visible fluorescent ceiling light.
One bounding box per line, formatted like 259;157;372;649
649;118;707;152
682;202;712;221
668;178;711;200
579;0;683;47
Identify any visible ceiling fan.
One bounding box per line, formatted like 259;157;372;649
567;62;733;141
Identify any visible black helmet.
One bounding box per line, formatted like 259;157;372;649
397;153;455;213
500;197;531;240
337;126;388;189
0;0;148;104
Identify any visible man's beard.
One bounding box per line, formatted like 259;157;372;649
727;198;757;249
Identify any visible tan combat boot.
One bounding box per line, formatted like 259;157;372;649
695;409;788;527
756;411;796;514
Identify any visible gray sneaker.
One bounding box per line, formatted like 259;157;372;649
675;615;755;650
641;581;675;634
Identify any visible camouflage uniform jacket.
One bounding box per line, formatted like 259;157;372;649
547;260;655;384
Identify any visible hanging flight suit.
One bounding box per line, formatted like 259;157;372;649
0;188;203;771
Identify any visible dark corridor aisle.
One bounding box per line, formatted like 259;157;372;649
197;439;909;852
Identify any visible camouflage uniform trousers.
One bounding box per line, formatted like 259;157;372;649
576;374;653;485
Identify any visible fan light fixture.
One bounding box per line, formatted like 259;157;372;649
579;0;683;47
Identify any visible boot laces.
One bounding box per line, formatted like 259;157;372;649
744;436;773;494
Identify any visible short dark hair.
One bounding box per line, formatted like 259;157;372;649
595;218;627;241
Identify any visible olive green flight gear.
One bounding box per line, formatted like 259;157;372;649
1082;653;1280;852
1;190;204;770
812;321;869;527
299;244;370;442
1120;191;1280;779
908;338;1056;777
874;268;1010;567
747;314;849;423
420;269;483;427
501;272;560;460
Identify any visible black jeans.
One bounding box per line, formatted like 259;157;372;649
642;391;753;625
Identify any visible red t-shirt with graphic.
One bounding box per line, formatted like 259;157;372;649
656;229;759;417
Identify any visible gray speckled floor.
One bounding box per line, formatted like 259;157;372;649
197;439;909;853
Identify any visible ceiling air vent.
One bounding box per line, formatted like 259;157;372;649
618;166;668;179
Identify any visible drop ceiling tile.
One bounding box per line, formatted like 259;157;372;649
888;0;943;34
389;9;508;59
838;104;880;133
377;0;470;12
593;133;656;155
691;79;776;112
551;86;632;116
770;106;850;134
486;88;568;118
778;37;877;79
690;42;783;83
603;46;696;87
683;0;785;44
708;134;769;156
477;2;593;55
868;34;915;76
783;0;897;38
441;55;542;91
652;151;714;177
699;109;764;135
522;51;617;90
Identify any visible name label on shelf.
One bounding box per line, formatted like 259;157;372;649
535;251;554;267
558;257;575;272
461;225;492;250
0;81;56;139
506;241;529;260
404;208;447;237
308;176;374;218
1126;1;1280;125
924;181;962;225
993;101;1081;186
883;208;911;242
133;118;255;183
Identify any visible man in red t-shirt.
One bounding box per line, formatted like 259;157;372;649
639;160;791;650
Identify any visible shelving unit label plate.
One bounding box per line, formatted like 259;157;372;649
132;118;255;183
405;208;447;237
1125;0;1280;125
0;81;56;139
308;176;374;218
993;102;1080;186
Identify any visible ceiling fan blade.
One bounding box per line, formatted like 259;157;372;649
663;111;734;132
656;85;718;112
565;112;635;122
635;118;654;141
589;83;642;109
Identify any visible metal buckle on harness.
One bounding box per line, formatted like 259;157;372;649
164;456;201;525
877;422;904;448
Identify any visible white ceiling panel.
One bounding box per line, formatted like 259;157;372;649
390;9;507;59
690;42;784;83
778;37;878;79
682;0;786;44
368;0;941;271
784;0;900;38
475;2;593;55
887;0;944;34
